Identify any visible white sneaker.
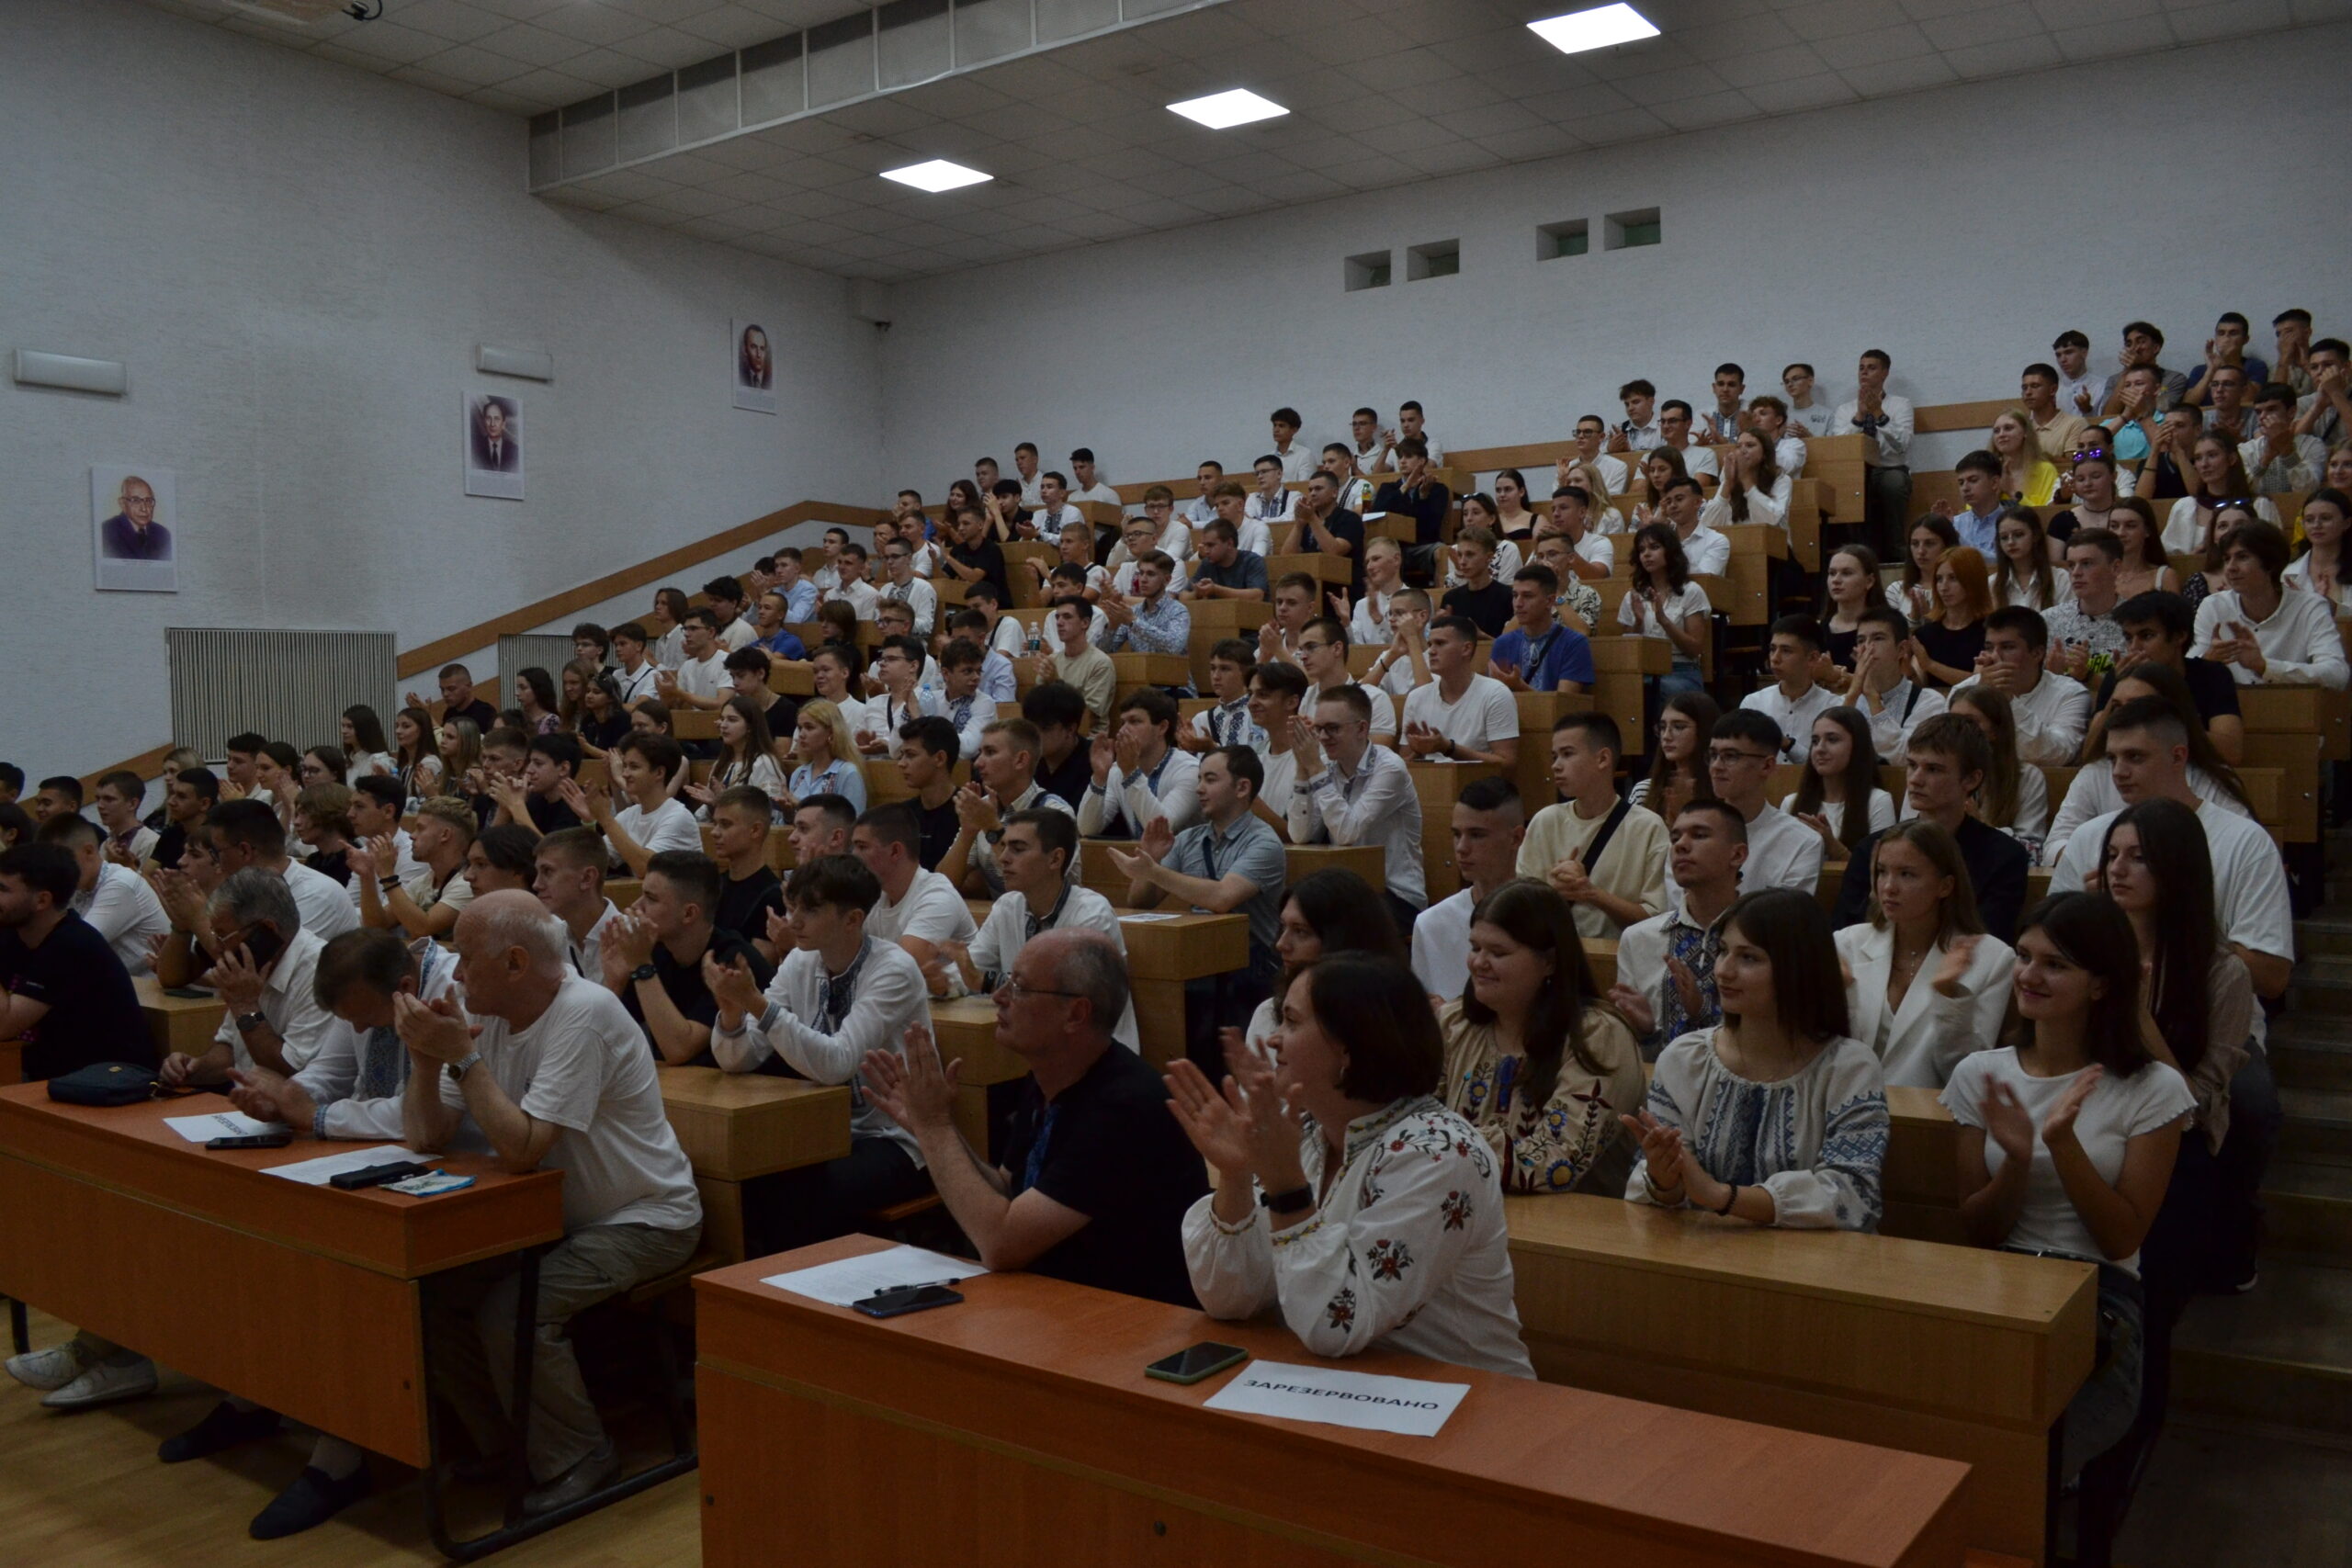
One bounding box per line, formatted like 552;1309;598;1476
40;1356;158;1410
6;1345;85;1393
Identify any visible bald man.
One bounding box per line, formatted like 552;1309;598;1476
100;475;172;560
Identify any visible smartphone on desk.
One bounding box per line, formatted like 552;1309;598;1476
853;1283;964;1319
206;1133;292;1150
163;987;214;1000
1145;1342;1248;1386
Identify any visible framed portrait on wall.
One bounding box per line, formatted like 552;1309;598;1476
733;319;776;414
91;465;178;592
463;390;526;500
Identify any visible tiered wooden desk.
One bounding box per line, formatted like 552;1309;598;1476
695;1234;1973;1568
134;973;226;1054
1506;1192;2094;1564
657;1066;851;1263
0;1085;591;1557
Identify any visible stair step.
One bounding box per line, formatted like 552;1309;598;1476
2279;1087;2352;1165
2288;957;2352;1015
2297;915;2352;956
2267;1017;2352;1092
2263;1160;2352;1265
2172;1259;2352;1436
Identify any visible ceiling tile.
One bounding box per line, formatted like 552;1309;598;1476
1835;52;1962;94
1707;41;1829;86
1736;70;1860;111
1917;2;2042;50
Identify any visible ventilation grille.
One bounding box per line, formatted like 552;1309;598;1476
167;627;397;762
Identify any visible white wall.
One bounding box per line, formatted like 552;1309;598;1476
0;0;884;778
876;22;2347;494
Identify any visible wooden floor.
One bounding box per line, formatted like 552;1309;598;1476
0;1309;700;1568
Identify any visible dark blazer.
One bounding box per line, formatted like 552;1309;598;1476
470;429;520;472
100;513;173;561
1830;815;2030;944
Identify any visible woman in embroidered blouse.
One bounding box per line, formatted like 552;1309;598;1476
1439;881;1644;1196
1621;887;1889;1230
1172;953;1534;1378
786;699;866;815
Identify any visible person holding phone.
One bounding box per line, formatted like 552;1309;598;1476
1170;953;1534;1377
160;868;341;1088
863;929;1206;1307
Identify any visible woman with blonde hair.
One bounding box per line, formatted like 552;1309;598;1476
1559;457;1627;532
1833;819;2015;1088
1990;408;2060;505
785;697;865;813
435;716;481;800
1914;545;1993;688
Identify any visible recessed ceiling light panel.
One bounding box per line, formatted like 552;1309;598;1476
1167;88;1290;130
880;159;993;193
1527;4;1659;55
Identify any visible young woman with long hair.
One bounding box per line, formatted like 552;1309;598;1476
687;694;789;815
785;698;865;814
1944;683;2049;852
1991;506;2064;611
1238;868;1404;1057
340;705;395;780
1833;820;2014;1087
1628;691;1720;819
1622;887;1889;1230
1819;544;1888;676
1618;522;1709;697
1939;892;2193;1565
1898;514;1958;624
391;705;443;803
1700;429;1790;533
513;666;560;736
1787;707;1893;863
1912;545;1993;688
1440;880;1644;1195
2108;498;2177;597
1490;468;1540;540
1989;408;2060;504
2163;432;2278;555
2282;485;2348;607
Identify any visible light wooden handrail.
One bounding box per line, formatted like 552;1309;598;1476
82;496;887;791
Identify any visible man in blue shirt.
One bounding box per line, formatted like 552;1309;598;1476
1488;564;1594;694
1944;450;2003;554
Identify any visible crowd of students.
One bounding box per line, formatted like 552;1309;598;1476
0;310;2340;1562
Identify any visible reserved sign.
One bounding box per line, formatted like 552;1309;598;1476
1202;1359;1469;1437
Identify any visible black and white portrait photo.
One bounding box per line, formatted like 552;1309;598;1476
733;319;776;414
91;466;179;592
463;391;526;500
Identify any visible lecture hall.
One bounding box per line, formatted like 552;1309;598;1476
4;1;2348;1564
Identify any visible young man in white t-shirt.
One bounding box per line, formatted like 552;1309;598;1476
852;803;977;973
1295;615;1396;741
534;826;624;979
1738;615;1840;761
937;809;1137;1043
399;891;702;1515
1705;709;1825;897
657;608;732;712
565;731;700;877
1400;615;1519;768
1244;660;1308;838
1067;447;1120;508
1408;776;1526;1000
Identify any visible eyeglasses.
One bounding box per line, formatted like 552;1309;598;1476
997;975;1083;1000
1307;721;1349;739
1707;748;1774;766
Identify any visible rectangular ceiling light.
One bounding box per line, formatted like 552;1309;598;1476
1527;4;1659;55
1167;88;1289;130
880;158;993;193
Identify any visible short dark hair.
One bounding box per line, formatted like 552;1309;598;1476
1855;604;1911;641
1208;637;1256;670
2052;330;2090;351
35;775;82;808
640;850;720;918
900;714;960;765
311;927;419;1010
1554;711;1623;757
703;575;744;605
2066;526;2123;564
1860;348;1892;368
224;732;269;758
1050;595;1092;626
1456;776;1521;817
207;798;286;857
0;763;22;795
1906;712;1993;783
939;637;982;673
1720;888;1849;1042
2222;519;2290;582
712;785;774;824
1513;562;1559;595
175;767;221;803
1250;660;1309;705
1427;613;1481;644
1713;362;1744;380
723;646;773;677
1298;954;1442;1103
481;726;529;758
2122;320;2164;345
610;619;649;648
1769;613;1825;651
1209;743;1262;801
854;802;922;857
1022;681;1087;733
1618;378;1655;400
1270;406;1302;427
795;795;859;838
2022;361;2059;385
1116;686;1180;745
571;621;610;653
2253;381;2298;411
1313;683;1374;724
1660;399;1692;420
96;769;144;802
786;853;880;914
1710;709;1783;754
683;606;719;631
2114;590;2193;643
473;824;538;882
1955;449;2001;479
37;813;99;850
614;730;684;780
2217;310;2249;331
352;773;403;814
526;732;581;773
1984;604;2049;652
0;841;82;905
1677;797;1747;844
1003;807;1077;872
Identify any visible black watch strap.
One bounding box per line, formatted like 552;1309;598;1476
1261;1184;1313;1217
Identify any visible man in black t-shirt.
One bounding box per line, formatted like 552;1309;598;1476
862;929;1207;1307
604;849;773;1066
149;766;219;871
707;787;786;959
896;716;965;872
2100;591;2245;755
0;842;154;1079
403;662;499;735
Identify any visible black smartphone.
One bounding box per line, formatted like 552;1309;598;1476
852;1283;964;1319
236;922;286;969
329;1159;434;1190
1144;1342;1249;1385
164;987;213;1000
206;1133;292;1150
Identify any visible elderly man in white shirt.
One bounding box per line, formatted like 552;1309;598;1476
160;868;344;1086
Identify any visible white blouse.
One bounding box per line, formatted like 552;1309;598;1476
2190;587;2350;688
1699;473;1793;533
1996;570;2071;611
2163;494;2280;556
1625;1030;1890;1230
1182;1095;1535;1378
1617;581;1713;645
2282;554;2346;607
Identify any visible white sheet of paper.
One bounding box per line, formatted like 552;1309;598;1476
163;1111;283;1143
761;1245;987;1307
1203;1360;1470;1438
1117;912;1182;924
261;1145;437;1186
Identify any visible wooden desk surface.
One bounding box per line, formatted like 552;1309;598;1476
695;1235;1969;1568
1282;841;1385;889
659;1066;850;1182
1506;1193;2092;1563
134;973;226;1055
0;1087;564;1469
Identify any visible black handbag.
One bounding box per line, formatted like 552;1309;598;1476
46;1062;163;1107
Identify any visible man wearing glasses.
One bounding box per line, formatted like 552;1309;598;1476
1287;686;1425;936
1293;616;1396;741
100;475;173;561
1701;711;1824;898
861;930;1208;1307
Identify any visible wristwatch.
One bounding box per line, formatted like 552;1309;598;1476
233;1010;266;1035
447;1050;482;1085
631;963;660;984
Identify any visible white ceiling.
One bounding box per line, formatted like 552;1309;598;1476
146;0;2347;281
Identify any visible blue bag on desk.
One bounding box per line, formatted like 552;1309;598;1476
46;1062;163;1106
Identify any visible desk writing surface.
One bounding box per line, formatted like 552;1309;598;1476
658;1066;851;1181
695;1235;1969;1568
134;973;227;1055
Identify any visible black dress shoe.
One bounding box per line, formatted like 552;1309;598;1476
249;1465;369;1540
157;1400;281;1463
